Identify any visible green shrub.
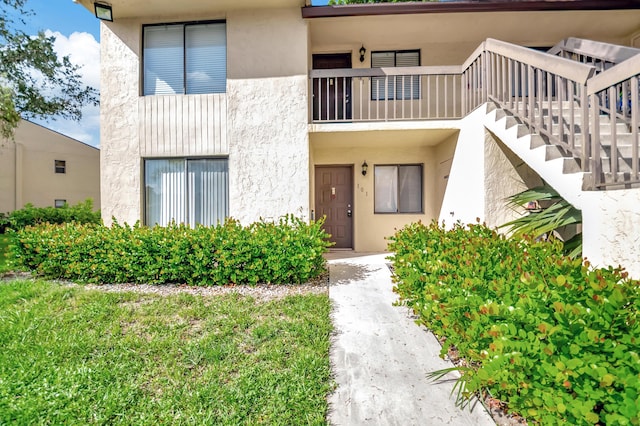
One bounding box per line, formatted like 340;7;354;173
389;221;640;426
6;199;100;230
0;212;8;234
9;215;331;285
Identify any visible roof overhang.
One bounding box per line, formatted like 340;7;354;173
302;0;640;19
76;0;307;20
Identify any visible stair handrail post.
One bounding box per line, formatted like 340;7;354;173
632;76;639;181
482;50;488;103
581;84;590;172
590;92;603;188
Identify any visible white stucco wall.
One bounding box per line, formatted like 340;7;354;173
99;8;309;226
226;8;309;223
227;76;309;223
100;20;142;225
438;106;488;227
581;190;640;279
483;130;543;229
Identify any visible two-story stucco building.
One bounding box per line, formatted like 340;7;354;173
0;120;100;213
76;0;640;275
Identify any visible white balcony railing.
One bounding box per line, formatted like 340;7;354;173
310;66;462;122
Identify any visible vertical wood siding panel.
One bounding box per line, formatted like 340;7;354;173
169;96;176;156
139;94;226;157
138;98;146;156
183;96;190;156
213;94;220;153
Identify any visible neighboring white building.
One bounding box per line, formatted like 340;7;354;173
0;120;100;213
77;0;640;275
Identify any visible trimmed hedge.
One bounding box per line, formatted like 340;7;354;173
389;221;640;426
9;215;331;285
1;199;100;232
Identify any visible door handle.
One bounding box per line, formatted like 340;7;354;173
347;209;352;217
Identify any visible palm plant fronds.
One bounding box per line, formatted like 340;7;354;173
501;183;582;258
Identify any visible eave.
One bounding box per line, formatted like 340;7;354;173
302;0;640;19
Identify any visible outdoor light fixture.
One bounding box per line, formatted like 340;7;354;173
94;2;113;21
361;161;368;176
359;45;366;63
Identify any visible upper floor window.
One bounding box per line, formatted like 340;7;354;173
55;160;66;174
371;50;420;101
143;21;226;96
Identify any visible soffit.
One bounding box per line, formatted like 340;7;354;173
310;129;458;150
76;0;306;20
309;10;640;49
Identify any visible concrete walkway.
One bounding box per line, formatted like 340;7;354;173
327;253;495;426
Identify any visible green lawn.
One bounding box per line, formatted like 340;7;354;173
0;280;332;425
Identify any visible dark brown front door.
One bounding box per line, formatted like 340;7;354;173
315;166;353;249
312;53;352;121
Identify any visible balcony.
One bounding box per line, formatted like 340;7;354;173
309;67;463;123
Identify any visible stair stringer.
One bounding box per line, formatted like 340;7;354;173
482;105;587;210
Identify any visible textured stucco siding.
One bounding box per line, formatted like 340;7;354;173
581;190;640;279
100;20;142;225
100;8;308;226
483;130;543;229
226;8;309;223
228;76;309;223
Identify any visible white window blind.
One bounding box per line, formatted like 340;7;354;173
145;158;228;227
143;25;184;95
374;165;423;214
187;159;228;226
371;50;420;100
143;22;226;96
186;23;227;94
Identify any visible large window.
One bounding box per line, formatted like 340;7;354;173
143;21;226;96
144;158;228;226
371;50;420;101
374;164;423;214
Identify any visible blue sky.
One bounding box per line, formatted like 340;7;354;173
20;0;331;147
15;0;101;146
24;0;100;39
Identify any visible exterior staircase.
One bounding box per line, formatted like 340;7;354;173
486;100;640;192
464;38;640;194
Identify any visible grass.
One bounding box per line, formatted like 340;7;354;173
0;234;9;271
0;280;332;425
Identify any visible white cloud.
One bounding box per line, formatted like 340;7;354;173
35;30;101;147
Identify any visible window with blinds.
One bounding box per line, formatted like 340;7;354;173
371;50;420;101
144;158;229;227
374;164;423;214
143;21;226;96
